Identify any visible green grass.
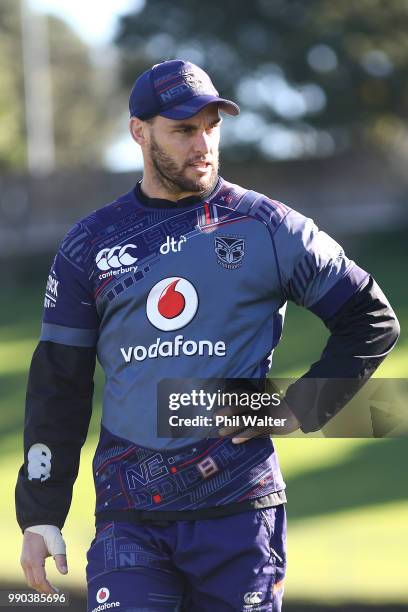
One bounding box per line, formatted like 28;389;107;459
0;230;407;603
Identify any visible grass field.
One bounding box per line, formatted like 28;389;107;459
0;230;407;605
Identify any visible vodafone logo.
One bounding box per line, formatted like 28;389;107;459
96;587;109;603
146;277;198;331
96;244;137;271
122;277;226;362
92;587;120;611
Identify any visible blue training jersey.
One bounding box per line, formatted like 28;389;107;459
39;177;368;515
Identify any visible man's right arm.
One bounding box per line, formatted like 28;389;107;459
15;221;99;592
15;341;96;531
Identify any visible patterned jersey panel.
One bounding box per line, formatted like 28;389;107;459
241;201;369;322
93;426;285;513
41;220;100;346
40;191;157;346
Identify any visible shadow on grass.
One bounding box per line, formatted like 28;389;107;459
285;438;408;522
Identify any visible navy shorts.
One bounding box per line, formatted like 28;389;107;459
86;505;287;612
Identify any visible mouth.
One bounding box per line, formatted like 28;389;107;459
189;161;212;173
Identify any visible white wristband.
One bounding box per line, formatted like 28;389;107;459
25;525;66;557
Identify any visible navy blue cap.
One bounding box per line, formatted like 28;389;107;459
129;59;240;120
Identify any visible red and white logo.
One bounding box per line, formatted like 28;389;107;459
96;587;110;604
146;277;198;331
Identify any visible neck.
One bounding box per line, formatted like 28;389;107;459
140;163;218;202
140;175;187;201
142;172;214;201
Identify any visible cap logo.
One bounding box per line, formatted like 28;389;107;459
155;67;217;106
160;83;190;103
183;70;215;95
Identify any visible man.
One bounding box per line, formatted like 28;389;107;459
16;60;399;611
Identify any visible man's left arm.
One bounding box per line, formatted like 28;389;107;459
274;208;400;433
284;273;400;432
228;208;400;441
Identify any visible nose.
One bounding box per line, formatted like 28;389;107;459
193;129;212;156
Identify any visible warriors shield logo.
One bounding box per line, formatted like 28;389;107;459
214;235;245;269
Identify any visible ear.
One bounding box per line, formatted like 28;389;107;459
129;117;148;145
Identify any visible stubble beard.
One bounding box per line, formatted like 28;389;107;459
148;132;219;197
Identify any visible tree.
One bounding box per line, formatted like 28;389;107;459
0;0;26;171
115;0;408;161
0;0;116;172
47;15;118;169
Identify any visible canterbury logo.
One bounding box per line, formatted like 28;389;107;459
244;592;263;605
95;244;138;271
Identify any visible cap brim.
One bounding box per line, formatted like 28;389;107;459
160;95;240;120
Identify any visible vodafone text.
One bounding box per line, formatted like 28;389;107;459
91;603;119;612
121;335;226;362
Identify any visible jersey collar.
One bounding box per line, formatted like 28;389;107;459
133;177;222;210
